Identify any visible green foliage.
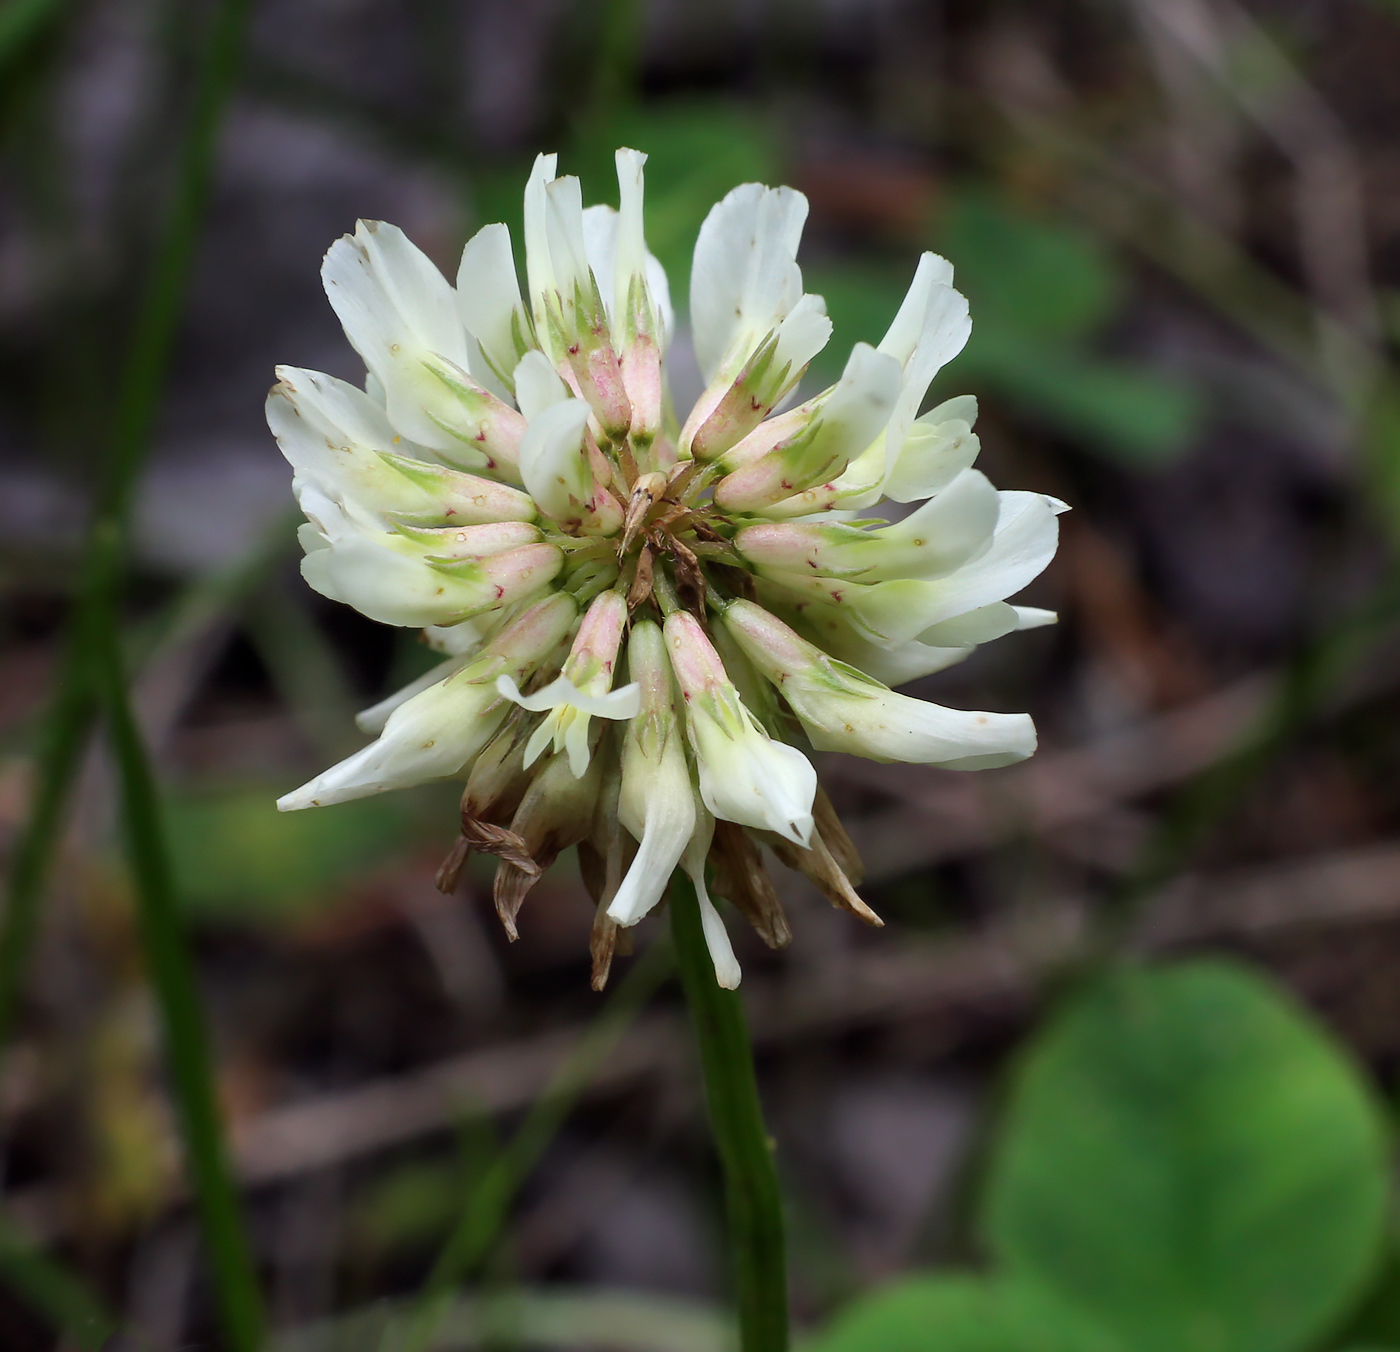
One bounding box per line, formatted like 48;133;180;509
982;960;1390;1352
0;1212;116;1350
810;191;1200;465
810;1274;1121;1352
941;192;1200;464
942;193;1120;341
350;1159;463;1254
812;960;1391;1352
588;100;780;295
1362;377;1400;549
472;98;779;309
164;786;420;922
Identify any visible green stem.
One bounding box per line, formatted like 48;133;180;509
669;873;788;1352
92;603;266;1352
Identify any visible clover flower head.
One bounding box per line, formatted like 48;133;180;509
269;148;1064;990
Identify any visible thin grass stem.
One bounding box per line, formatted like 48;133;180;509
396;940;673;1352
93;600;266;1352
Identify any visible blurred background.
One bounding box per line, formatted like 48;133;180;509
5;0;1400;1348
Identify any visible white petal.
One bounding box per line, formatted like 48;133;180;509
609;743;695;927
697;884;741;990
879;280;971;479
278;670;505;809
689;182;809;382
355;655;470;734
513;349;571;421
799;687;1037;769
869;468;1000;580
1013;606;1058;629
925;393;978;426
878;251;954;364
269;367;419;517
692;720;816;847
883;417;980;504
456;222;528;392
582;203;619;325
495;673;639;720
517;398;593;522
916;602;1023;647
322;222;475;450
852;492;1061;643
645;252;674;343
523;152;559;320
770;291;833;382
543;176;590;301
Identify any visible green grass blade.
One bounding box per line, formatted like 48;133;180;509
0;1212;117;1351
0;663;98;1053
0;0;256;1059
395;940;673;1352
94;611;266;1352
0;0;67;71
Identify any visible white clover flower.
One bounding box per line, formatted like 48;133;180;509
270;147;1063;988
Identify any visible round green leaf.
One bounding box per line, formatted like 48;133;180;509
982;960;1390;1352
809;1274;1122;1352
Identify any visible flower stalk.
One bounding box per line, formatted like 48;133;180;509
669;870;789;1352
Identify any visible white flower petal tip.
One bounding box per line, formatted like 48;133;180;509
696;885;742;989
720;599;1037;771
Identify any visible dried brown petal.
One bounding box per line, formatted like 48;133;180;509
814;786;864;885
627;544;655;612
710;819;792;949
589;905;618;991
494;852;555;940
490;750;604;940
768;829;883;928
668;535;707;615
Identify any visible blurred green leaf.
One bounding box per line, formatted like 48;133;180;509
942;193;1121;341
0;0;66;70
577;99;781;301
351;1159;462;1254
0;1213;116;1351
1362;378;1400;547
471;100;779;310
807;261;915;354
940;191;1201;463
982;960;1390;1352
808;1274;1121;1352
962;334;1200;465
165;787;417;922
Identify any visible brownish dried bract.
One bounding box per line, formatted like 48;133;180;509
435;818;540;894
621;471;668;553
769;830;883;928
435;835;472;894
589;904;619;991
814;787;864;885
492;749;603;940
627;544;655;611
435;722;538;894
494;853;555;940
710;820;792;949
668;535;707;615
